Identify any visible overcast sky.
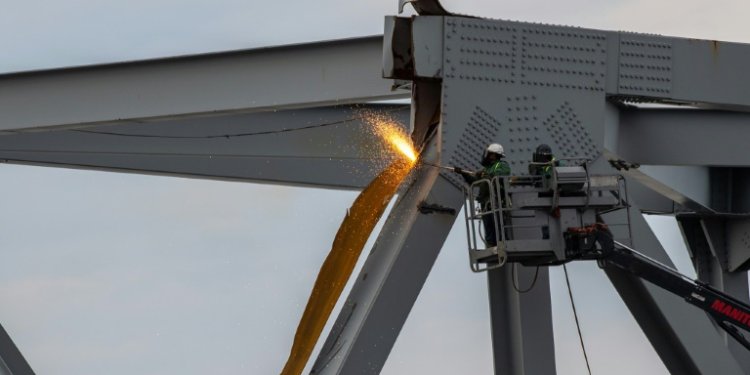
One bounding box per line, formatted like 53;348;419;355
0;1;748;374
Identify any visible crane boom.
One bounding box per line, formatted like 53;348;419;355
573;231;750;351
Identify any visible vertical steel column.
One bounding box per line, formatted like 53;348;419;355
487;266;555;375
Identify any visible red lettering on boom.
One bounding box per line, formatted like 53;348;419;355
712;299;726;311
722;305;733;316
712;298;750;329
731;308;744;321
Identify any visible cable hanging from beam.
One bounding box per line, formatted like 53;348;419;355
69;106;410;140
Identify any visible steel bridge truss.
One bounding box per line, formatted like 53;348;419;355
2;1;750;374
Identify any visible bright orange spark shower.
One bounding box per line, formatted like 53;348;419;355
371;116;419;164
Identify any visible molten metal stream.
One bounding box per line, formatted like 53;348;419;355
280;121;417;375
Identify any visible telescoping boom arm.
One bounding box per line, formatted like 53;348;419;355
568;227;750;350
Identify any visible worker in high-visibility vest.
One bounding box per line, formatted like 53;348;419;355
454;143;511;247
528;143;559;180
529;143;561;238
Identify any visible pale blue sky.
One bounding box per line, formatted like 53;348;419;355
0;1;747;374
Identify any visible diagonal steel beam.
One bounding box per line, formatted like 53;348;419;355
0;105;409;189
0;36;406;132
677;216;750;370
0;323;34;375
592;158;745;374
311;134;466;374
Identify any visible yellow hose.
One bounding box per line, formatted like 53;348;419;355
280;159;414;375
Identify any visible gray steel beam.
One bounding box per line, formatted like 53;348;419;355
607;34;750;110
0;323;34;375
711;168;735;213
618;109;750;167
626;179;678;214
619;164;712;213
401;14;750;110
637;165;710;208
0;36;406;132
726;219;750;272
311;135;466;374
704;167;750;281
605;107;719;214
0;105;409;189
604;104;678;214
731;170;750;213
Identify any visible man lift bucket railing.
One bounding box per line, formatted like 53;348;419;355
463;162;631;272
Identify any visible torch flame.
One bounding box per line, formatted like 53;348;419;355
387;132;418;163
368;115;418;164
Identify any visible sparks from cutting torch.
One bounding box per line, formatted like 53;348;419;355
375;123;417;164
363;112;418;165
361;109;463;171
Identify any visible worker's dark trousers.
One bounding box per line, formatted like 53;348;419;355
482;212;499;247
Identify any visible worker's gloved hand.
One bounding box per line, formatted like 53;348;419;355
453;167;464;174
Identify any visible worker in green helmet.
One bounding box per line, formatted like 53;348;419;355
453;143;511;247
